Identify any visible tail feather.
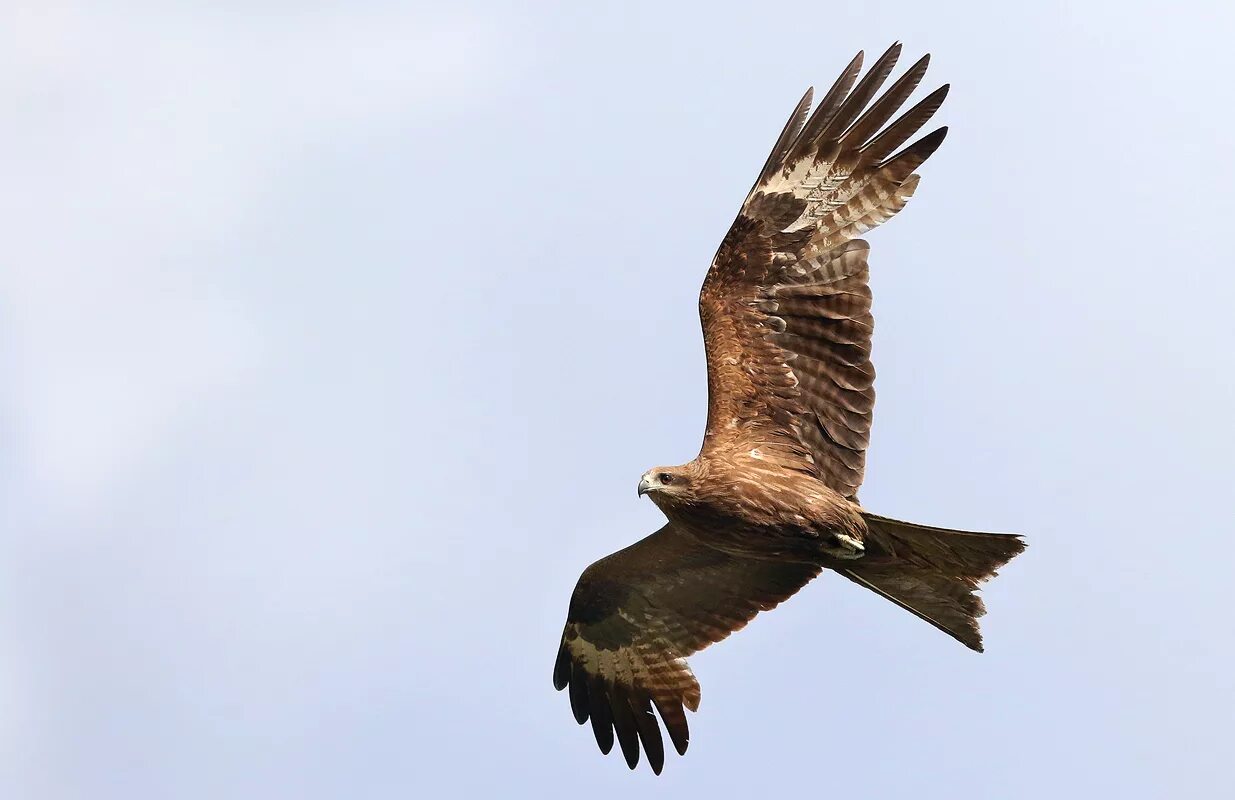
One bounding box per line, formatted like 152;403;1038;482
836;514;1026;652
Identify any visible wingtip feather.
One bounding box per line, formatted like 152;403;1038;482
653;697;690;756
631;697;665;774
588;676;615;754
878;124;948;171
552;641;570;691
610;688;641;770
568;668;590;725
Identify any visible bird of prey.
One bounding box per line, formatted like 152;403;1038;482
552;44;1026;774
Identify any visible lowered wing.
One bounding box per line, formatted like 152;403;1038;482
553;524;820;773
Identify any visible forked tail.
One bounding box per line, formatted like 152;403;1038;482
835;513;1026;651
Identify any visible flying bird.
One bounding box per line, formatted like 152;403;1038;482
552;44;1025;774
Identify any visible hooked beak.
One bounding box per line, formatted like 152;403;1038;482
637;475;652;497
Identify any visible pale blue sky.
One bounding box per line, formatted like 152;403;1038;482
3;1;1234;797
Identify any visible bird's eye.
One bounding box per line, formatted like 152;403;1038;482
659;473;674;484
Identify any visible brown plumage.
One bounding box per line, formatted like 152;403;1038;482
553;44;1026;774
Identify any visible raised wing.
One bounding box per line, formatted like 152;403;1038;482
699;43;948;498
552;524;820;773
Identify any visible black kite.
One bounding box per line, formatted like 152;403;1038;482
553;44;1026;774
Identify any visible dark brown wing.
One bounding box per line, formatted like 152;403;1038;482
552;524;820;773
699;43;949;498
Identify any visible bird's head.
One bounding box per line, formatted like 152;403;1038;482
637;464;699;507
